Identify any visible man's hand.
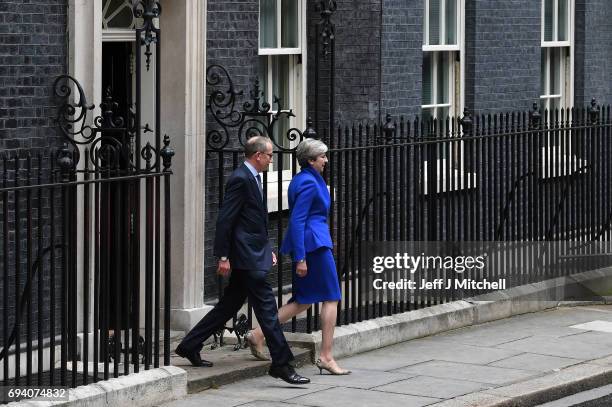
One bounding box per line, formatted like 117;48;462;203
272;251;278;266
296;261;308;278
217;259;231;277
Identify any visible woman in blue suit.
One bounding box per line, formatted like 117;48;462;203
247;138;349;375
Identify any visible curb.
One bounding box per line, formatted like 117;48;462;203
7;366;187;407
429;359;612;407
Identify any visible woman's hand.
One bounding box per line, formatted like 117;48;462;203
296;261;308;277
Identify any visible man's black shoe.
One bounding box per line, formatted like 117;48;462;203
268;364;310;385
175;344;213;367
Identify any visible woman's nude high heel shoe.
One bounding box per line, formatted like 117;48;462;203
245;331;270;361
315;359;351;375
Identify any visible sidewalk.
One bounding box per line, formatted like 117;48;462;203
159;305;612;407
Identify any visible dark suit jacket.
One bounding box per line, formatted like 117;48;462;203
213;163;272;271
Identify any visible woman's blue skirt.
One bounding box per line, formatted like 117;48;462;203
290;247;341;304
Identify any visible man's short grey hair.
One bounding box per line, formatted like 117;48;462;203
244;136;272;158
296;138;328;167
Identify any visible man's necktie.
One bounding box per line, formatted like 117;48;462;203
256;173;264;200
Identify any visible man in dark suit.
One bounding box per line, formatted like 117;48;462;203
175;136;310;385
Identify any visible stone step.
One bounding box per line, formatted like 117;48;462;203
169;344;312;394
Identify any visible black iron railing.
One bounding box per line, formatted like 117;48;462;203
0;74;173;390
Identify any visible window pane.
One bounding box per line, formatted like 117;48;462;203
541;48;547;95
272;55;290;108
558;0;568;41
423;53;433;105
552;96;561;112
551;48;561;95
437;52;449;105
544;0;553;41
103;0;141;29
438;106;449;121
260;0;277;48
281;0;298;48
422;108;434;127
445;0;457;45
272;56;292;170
429;0;441;45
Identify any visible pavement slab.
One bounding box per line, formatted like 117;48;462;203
158;392;251;407
495;335;612;360
564;330;612;344
372;375;491;399
236;402;314;407
569;320;612;333
391;360;539;385
489;353;582;372
427;392;512;407
202;375;334;402
414;343;522;365
433;327;533;347
303;367;415;389
288;386;441;407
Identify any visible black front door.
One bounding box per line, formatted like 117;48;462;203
100;42;134;336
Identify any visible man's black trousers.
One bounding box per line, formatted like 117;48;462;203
178;268;294;367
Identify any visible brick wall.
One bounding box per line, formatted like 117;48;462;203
308;0;383;128
575;0;612;106
0;0;67;151
381;0;423;119
465;0;541;114
0;0;67;345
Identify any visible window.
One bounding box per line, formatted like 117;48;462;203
421;0;473;192
422;0;463;122
259;0;306;211
102;0;142;29
540;0;579;178
541;0;573;112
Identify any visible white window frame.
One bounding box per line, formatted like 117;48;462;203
540;0;574;112
422;0;473;192
258;0;307;212
423;0;462;50
422;0;464;121
541;0;571;47
540;47;570;112
540;0;579;179
421;51;456;118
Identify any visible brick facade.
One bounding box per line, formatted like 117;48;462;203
0;0;68;343
0;0;67;151
464;0;541;114
575;0;612;106
381;0;423;119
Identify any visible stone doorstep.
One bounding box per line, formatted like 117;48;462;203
172;344;312;394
